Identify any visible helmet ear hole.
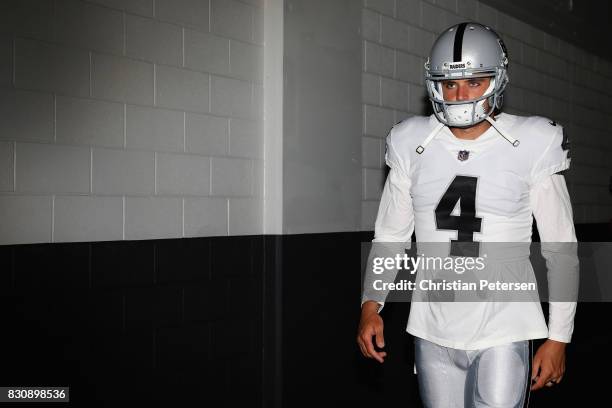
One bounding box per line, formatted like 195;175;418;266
495;94;504;110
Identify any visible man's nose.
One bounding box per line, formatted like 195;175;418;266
456;84;470;101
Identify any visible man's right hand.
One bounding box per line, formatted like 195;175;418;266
357;301;387;363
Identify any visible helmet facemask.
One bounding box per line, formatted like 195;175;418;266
426;68;508;128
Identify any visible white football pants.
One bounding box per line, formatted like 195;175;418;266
414;336;531;408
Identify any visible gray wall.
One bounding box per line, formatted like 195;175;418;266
360;0;612;229
282;0;363;234
1;0;610;246
0;0;264;245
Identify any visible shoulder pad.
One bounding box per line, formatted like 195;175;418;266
521;116;563;140
392;117;408;128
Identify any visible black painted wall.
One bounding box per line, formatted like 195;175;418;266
0;237;264;407
0;222;610;407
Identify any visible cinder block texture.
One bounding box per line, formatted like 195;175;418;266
211;76;252;119
156;152;210;196
0;89;54;142
126;14;182;65
15;38;89;97
211;0;254;43
210;157;252;197
156;65;209;112
2;0;265;243
126;106;184;152
54;195;123;242
184;197;228;236
125;196;182;240
92;148;154;194
56;96;124;147
92;54;154;105
16;143;90;193
0;195;52;245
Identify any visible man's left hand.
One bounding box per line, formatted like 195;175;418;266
530;339;566;391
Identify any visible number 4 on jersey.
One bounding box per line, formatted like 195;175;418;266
435;175;482;257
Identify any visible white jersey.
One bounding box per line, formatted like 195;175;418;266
370;112;577;350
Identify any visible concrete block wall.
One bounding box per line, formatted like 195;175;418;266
0;0;264;245
361;0;612;228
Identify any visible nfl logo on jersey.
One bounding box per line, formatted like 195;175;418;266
457;150;470;161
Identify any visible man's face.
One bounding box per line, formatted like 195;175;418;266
440;77;492;102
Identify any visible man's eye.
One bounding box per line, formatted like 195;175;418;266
445;83;456;89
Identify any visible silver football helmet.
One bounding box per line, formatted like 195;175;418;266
424;22;509;127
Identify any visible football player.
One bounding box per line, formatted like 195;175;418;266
357;22;578;407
